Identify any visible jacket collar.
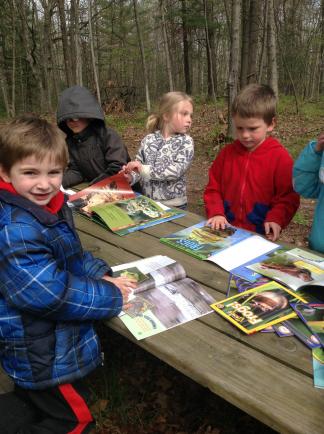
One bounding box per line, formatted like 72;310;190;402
0;189;67;225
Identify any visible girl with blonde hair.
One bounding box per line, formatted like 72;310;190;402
122;91;194;208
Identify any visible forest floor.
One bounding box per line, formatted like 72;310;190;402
89;100;322;434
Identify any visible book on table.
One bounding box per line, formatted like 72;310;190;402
68;174;185;236
160;220;278;271
210;280;307;334
111;255;215;340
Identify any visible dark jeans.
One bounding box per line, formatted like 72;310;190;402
0;379;94;434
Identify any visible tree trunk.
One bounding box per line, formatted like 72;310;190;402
181;0;191;94
160;0;174;91
267;0;278;97
227;0;242;138
247;0;262;84
57;0;72;87
133;0;150;112
204;0;217;103
240;0;250;87
320;0;324;95
88;0;101;103
71;0;83;86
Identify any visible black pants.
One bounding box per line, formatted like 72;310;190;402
0;379;94;434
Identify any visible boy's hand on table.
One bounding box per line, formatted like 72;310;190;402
102;275;137;302
207;215;229;230
264;222;281;242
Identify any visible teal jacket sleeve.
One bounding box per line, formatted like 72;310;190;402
293;140;322;198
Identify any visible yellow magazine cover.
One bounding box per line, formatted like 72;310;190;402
211;281;307;334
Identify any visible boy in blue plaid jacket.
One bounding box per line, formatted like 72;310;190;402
0;115;135;434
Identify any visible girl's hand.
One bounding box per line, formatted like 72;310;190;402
264;221;281;241
102;275;137;302
123;161;142;173
118;169;132;183
316;133;324;152
207;215;229;230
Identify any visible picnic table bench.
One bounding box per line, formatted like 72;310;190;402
0;205;323;433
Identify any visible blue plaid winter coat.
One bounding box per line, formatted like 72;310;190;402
0;190;122;390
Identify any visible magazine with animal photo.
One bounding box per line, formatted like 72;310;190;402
246;248;324;291
90;195;185;236
111;255;215;340
160;221;277;271
68;173;136;217
210;280;307;334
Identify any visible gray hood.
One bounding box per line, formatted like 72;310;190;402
57;85;105;133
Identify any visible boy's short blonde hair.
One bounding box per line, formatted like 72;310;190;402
0;115;68;172
231;84;277;125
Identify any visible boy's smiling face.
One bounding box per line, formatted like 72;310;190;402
233;115;275;151
0;154;64;206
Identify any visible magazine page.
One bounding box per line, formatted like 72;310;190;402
247;249;324;291
68;173;135;217
119;277;215;340
230;247;286;282
91;195;184;236
288;248;324;270
210;281;307;334
113;261;187;295
291;303;324;347
160;221;253;260
312;348;324;389
206;234;278;271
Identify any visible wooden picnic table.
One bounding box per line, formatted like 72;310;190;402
73;208;324;434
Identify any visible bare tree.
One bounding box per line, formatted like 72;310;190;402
160;0;174;91
57;0;72;86
181;0;192;94
133;0;150;112
267;0;278;96
204;0;217;103
227;0;242;137
88;0;100;103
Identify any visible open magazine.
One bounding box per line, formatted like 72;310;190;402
160;221;278;271
246;248;324;291
68;173;136;216
112;255;215;340
68;174;185;236
210;280;307;334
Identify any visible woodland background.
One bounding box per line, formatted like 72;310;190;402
0;1;323;433
0;0;324;129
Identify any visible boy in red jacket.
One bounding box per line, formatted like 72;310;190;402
204;84;300;241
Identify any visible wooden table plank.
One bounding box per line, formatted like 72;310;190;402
107;318;324;434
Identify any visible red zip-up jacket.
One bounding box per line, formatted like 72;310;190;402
203;136;300;234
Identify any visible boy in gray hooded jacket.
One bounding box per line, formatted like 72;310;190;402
57;85;130;188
